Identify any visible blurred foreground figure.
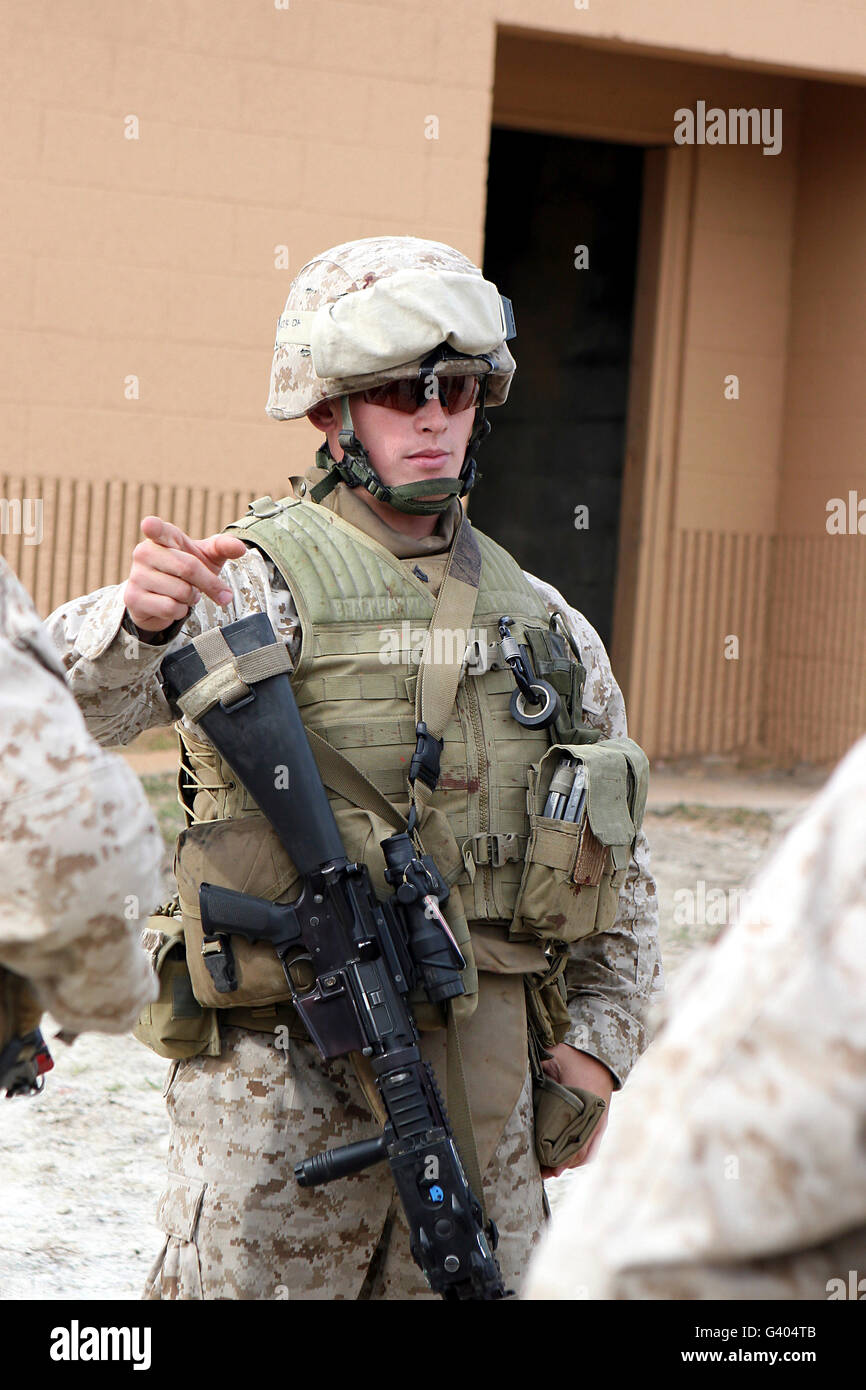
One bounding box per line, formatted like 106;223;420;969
524;734;866;1300
0;556;161;1094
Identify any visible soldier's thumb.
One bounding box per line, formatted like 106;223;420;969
197;533;248;567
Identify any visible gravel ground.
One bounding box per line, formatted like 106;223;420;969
0;777;798;1300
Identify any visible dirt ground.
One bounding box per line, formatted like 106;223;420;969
0;765;810;1300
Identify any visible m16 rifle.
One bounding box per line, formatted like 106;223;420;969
159;612;508;1301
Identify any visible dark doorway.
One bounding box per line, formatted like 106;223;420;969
476;128;644;649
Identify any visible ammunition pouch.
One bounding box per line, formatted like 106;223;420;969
524;950;572;1049
510;735;649;944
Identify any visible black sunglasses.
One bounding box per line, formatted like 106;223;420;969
360;375;481;415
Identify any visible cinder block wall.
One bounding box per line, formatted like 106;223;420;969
0;0;498;615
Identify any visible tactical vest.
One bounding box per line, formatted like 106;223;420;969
172;493;641;1014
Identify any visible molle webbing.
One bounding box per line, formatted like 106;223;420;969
219;496;555;924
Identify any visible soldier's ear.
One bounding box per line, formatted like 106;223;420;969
307;401;339;432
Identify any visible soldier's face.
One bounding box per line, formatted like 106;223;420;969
309;392;475;495
348;391;476;494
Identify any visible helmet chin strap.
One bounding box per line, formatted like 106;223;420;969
309;375;491;515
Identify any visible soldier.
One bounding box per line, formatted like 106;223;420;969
0;554;162;1095
523;733;866;1301
46;236;662;1299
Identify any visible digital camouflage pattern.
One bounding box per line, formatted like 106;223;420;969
46;472;661;1298
0;556;161;1034
143;1027;544;1299
265;236;516;420
524;733;866;1301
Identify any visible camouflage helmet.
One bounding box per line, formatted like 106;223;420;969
266;236;516;420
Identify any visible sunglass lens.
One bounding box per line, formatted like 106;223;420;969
361;375;481;414
361;380;418;412
440;376;480;413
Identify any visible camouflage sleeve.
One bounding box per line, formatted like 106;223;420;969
523;571;663;1087
43;545;302;747
0;557;163;1034
524;734;866;1301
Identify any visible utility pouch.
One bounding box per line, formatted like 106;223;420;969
525;959;607;1169
132;901;221;1060
511;736;649;943
522;624;587;742
533;1073;606;1169
524;951;572;1048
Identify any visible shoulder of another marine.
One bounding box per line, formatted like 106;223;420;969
0;555;66;681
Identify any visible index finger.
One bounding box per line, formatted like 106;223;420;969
139;515;232;575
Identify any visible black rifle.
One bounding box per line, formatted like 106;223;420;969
160;613;508;1300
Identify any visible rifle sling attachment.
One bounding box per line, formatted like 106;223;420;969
175;628;293;724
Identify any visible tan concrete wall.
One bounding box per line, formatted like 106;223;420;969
1;1;865;766
493;0;866;83
674;129;801;534
0;0;498;519
491;28;805;759
489;25;866;764
764;80;866;762
658;120;801;762
775;81;866;537
4;4;860;515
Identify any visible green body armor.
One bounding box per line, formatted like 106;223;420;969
170;494;647;1014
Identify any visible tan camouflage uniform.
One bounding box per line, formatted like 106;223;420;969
0;555;161;1036
45;482;661;1299
524;733;866;1301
